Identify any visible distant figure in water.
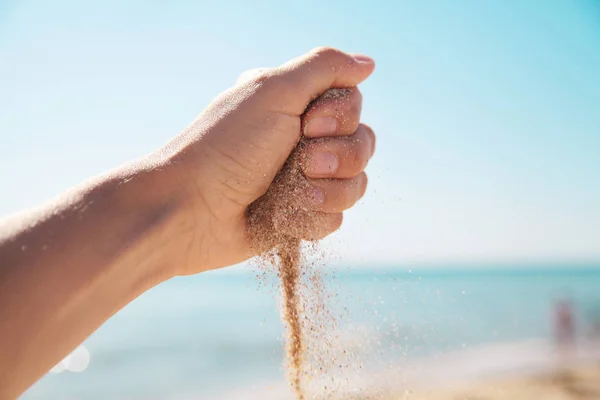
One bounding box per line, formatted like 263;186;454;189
553;298;575;367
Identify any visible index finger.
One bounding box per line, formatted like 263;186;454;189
302;87;362;138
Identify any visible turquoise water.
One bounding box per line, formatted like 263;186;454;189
23;264;600;399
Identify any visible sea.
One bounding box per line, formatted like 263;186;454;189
22;263;600;399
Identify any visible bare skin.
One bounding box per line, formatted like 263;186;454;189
0;47;375;398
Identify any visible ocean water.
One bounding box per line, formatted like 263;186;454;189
22;264;600;399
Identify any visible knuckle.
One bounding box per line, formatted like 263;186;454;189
238;70;281;99
351;88;363;109
334;185;351;211
359;172;369;197
344;91;362;117
350;142;370;172
343;185;358;209
310;46;342;59
264;70;304;102
347;173;367;207
250;70;280;92
356;125;375;161
347;105;361;128
329;212;344;231
360;122;375;137
308;47;350;70
346;149;361;172
248;68;300;98
250;71;272;86
237;67;271;85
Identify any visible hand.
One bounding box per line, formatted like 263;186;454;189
160;47;376;275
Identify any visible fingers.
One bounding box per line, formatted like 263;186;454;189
263;123;373;239
288;172;368;215
270;47;375;114
303;87;362;138
241;48;374;244
275;122;373;228
301;123;375;179
310;173;368;213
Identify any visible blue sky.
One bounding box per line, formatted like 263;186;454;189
1;0;599;264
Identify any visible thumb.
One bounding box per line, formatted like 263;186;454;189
268;47;375;115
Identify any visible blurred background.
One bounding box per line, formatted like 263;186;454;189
1;0;599;399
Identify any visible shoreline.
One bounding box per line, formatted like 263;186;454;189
356;338;600;399
225;338;600;400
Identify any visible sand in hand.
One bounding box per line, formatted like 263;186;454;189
247;88;353;399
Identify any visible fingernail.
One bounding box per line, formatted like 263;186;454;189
310;187;325;205
309;151;339;175
304;117;337;137
353;54;374;63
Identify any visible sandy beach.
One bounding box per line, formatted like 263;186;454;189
231;339;600;400
379;339;600;400
403;364;600;400
242;364;600;400
376;338;600;400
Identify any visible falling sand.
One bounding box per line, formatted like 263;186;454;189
247;88;353;399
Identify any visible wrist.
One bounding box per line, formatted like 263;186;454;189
110;158;205;281
132;155;215;276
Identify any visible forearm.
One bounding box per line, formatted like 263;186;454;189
0;159;192;398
